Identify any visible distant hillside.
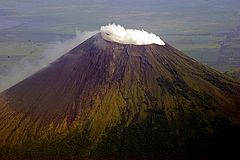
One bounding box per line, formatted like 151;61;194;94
226;68;240;80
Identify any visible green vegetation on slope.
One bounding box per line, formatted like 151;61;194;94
94;100;240;159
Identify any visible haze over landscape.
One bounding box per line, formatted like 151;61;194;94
0;0;240;159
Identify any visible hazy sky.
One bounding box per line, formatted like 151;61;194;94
1;0;240;34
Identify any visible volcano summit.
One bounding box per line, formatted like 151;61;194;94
0;25;240;159
101;24;165;45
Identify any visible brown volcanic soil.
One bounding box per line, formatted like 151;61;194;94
0;33;240;158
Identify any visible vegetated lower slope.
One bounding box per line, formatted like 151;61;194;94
0;34;240;159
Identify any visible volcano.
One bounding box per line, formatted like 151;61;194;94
0;26;240;159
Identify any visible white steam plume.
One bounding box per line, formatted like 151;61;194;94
100;24;165;45
0;30;97;92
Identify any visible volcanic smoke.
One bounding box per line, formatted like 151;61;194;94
101;24;165;45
